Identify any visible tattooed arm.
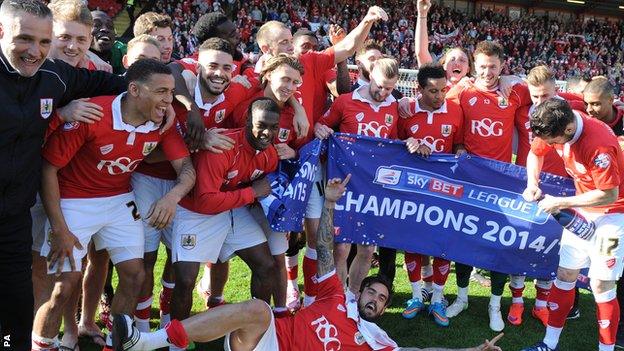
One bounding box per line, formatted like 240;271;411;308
316;175;351;277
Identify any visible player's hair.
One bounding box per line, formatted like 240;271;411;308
126;58;171;84
474;40;505;62
246;97;281;128
0;0;52;19
439;47;473;76
372;57;399;80
360;275;394;307
530;98;575;138
127;34;161;52
198;37;232;55
193;12;229;44
48;0;93;27
133;12;172;37
566;74;592;94
256;21;288;48
417;63;447;88
293;28;316;41
526;65;555;87
584;76;615;99
356;40;383;59
260;54;304;87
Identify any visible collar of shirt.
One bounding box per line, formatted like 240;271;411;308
111;92;160;133
352;86;396;113
194;78;225;112
566;110;584;147
415;99;448;124
356;77;369;87
345;292;398;350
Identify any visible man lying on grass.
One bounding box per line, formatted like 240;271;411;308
113;175;503;351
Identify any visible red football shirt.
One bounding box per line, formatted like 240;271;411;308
531;112;624;213
43;94;189;198
231;91;299;149
455;84;530;162
320;88;399;139
276;272;397;351
299;48;336;140
179;128;279;215
312;68;338;122
397;99;464;153
135;80;259;180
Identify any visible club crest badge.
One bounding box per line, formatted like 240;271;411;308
142;141;158;156
215;109;226;124
385;114;394;126
40;98;53;119
181;234;196;249
278;128;290;142
441;124;452;137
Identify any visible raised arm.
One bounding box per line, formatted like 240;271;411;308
415;0;434;66
317;174;351;277
332;6;388;64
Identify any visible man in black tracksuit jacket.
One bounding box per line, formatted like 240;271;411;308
0;1;126;349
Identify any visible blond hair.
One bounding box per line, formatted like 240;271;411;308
133;12;171;37
48;0;93;27
256;21;288;48
372;57;399;79
127;34;161;52
260;54;304;87
526;65;555;87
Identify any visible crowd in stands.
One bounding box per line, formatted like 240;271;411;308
143;0;624;97
87;0;123;17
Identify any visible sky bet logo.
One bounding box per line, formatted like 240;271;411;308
373;165;549;224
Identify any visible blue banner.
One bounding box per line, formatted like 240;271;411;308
327;133;576;279
261;138;325;232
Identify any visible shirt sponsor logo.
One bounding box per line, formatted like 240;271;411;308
357;121;390;138
40;98;53;119
215;109;226;124
181;234;196;249
594;153;611;169
97;157;142;175
278;128;290;143
63;121;80;131
441;124;452;137
416;136;446;152
471;118;503;137
142;141;158;156
100;144;114;155
311;316;341;351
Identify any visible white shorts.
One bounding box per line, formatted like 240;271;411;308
131;172;175;252
40;192;145;273
31;194;47;252
224;301;279;351
305;163;325;219
172;206;267;264
559;212;624;281
248;205;288;256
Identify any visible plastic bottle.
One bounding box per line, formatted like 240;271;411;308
552;208;595;240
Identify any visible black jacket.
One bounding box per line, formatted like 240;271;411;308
0;51;127;219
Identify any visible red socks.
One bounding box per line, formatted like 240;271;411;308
165;319;189;349
547;279;575;328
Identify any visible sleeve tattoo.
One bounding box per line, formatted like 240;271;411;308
316;205;335;277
